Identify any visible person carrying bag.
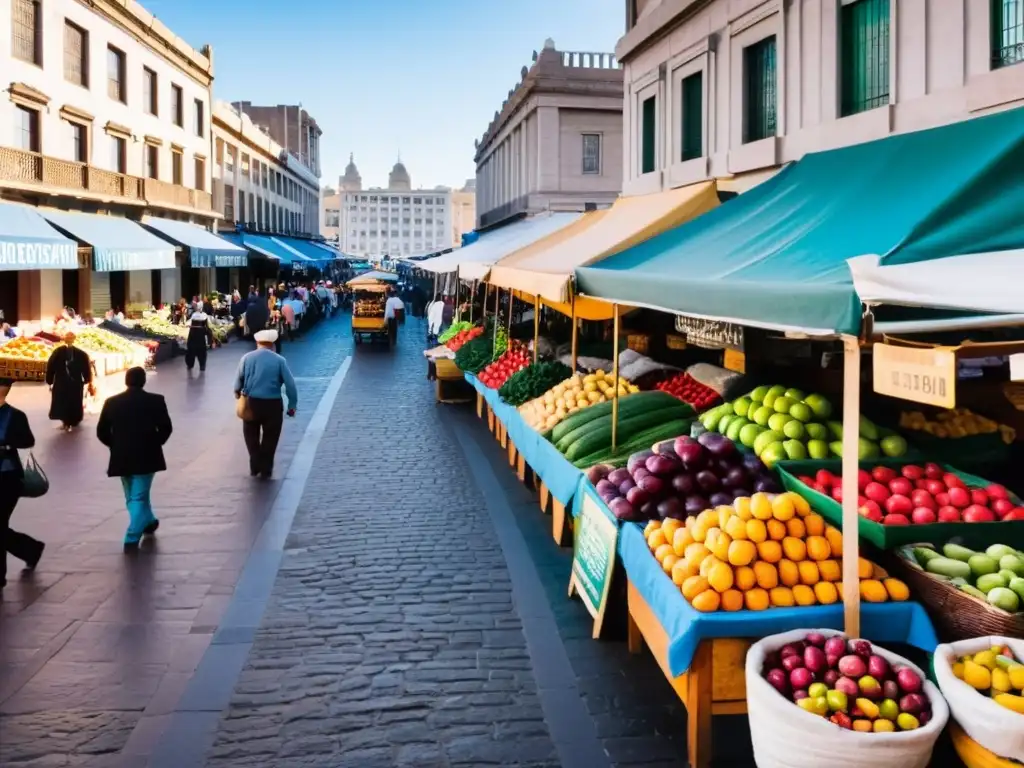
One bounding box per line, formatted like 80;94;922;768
0;377;45;589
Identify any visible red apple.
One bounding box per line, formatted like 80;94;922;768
885;495;914;516
859;504;884;523
1003;508;1024;521
924;479;946;496
883;514;911;526
860;499;882;518
970;489;990;507
901;465;924;481
864;482;891;503
872;466;898;484
914;479;930;490
948;487;971;509
858;495;869;507
944;473;966;489
889;478;913;497
991;498;1015;517
963;505;996;523
911;507;937;525
924;463;944;480
934;492;950;507
798;475;816;486
815;469;835;488
812;482;829;495
987;483;1010;501
937;506;962;522
911;489;937;510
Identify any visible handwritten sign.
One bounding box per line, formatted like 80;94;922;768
873;343;956;409
673;316;744;350
724;348;746;374
570;486;619;639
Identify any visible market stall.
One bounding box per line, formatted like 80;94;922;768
347;276;390;346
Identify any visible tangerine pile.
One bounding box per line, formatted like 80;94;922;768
644;491;911;613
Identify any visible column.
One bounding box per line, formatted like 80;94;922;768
535;106;559;193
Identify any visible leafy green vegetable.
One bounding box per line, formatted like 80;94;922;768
499;361;573;407
454;335;493;373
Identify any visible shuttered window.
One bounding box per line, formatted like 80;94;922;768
993;0;1024;69
64;21;88;87
12;0;41;65
840;0;890;116
744;36;777;144
641;96;656;174
680;71;703;161
107;46;126;103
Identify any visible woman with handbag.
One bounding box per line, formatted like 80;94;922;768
44;331;94;432
0;377;45;589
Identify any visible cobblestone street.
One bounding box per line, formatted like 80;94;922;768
0;315;747;768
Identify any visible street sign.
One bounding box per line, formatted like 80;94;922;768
569;485;619;639
873;343;956;409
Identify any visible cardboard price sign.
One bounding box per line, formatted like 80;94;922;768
569;486;619;639
873;343;956;409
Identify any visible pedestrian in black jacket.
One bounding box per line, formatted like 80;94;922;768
244;291;270;346
96;367;173;551
0;379;44;588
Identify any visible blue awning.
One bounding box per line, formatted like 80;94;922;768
271;237;323;263
310;241;343;259
220;232;293;266
40;210;175;272
142;217;247;268
0;202;78;271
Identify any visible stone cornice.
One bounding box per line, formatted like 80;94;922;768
8;82;51;108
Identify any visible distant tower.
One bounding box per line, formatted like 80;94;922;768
340;153;362;191
388;155;411;191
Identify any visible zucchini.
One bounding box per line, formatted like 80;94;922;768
551;391;679;444
564;406;693;461
554;393;688;451
572;419;693;468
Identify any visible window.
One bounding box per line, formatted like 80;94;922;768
248;193;255;224
107;46;126;103
110;135;126;173
68;121;87;163
194;156;205;191
241;153;250;176
171;149;183;185
14;106;40;152
225;146;235;171
743;36;777;144
12;0;41;65
640;96;656;174
225;184;235;222
193;99;204;136
145;144;159;179
840;0;890;116
143;67;158;115
582;134;601;174
64;21;88;87
171;85;183;127
992;0;1024;69
413;197;421;204
681;71;703;161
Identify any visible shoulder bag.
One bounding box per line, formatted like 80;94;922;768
0;406;48;498
236;362;254;421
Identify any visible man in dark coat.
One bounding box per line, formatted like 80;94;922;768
96;367;173;550
44;331;93;432
244;290;270;347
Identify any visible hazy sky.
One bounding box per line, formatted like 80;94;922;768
148;0;625;190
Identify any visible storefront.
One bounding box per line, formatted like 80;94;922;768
142;217;247;301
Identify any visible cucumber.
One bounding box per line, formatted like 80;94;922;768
564;406;693;461
942;543;977;563
555;397;689;452
551;391;676;444
959;584;988;601
571;419;693;468
924;556;972;580
912;547;941;567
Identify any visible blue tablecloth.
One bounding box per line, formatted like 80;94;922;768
619;522;939;677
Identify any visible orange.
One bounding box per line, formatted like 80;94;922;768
825;526;843;557
733;496;752;521
753;561;778;590
644;520;662;537
792;584;817;606
857;557;874;580
727;540;757;567
734;565;757;591
682;575;710;601
757;540;783;564
751;492;774;521
708;561;735;593
813;581;839;605
721;589;745;612
717;505;734;530
766;519;787;541
860;579;888;603
691;589;721;613
745;519;767;543
778;559;800;587
684;542;710;564
817;559;841;582
724;516;748;541
654;543;675;563
671;559;690;586
647;529;667;550
782;536;807;562
708;530;732;562
797;561;820;585
786;518;806;539
700;554;720;579
790;493;811;517
871;563;889;580
883;578;910;601
744;587;770;611
661;554;679;574
804;513;825;536
771;494;796;521
769;586;795;607
673;527;695;557
806;535;831;562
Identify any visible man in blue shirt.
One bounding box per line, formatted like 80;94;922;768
234;329;297;478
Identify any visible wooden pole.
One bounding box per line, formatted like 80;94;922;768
570;293;578;371
482;282;490;320
469;280;476;323
840;335;862;638
507;291;514;338
493;287;500;347
533;295;540;363
612;306;620;451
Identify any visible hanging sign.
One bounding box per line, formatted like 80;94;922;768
673;316;744;350
569;485;619;639
873;343;956;409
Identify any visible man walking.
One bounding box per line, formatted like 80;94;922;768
384;289;404;347
96;368;173;551
234;329;297;479
244;289;270;347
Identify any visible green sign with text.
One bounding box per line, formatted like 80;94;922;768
571;486;619;638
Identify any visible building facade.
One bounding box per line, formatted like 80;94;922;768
321;185;340;242
618;0;1024;196
335;157;454;259
0;0;217;321
451;179;477;247
474;39;624;231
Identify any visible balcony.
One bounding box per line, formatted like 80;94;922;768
0;146;213;215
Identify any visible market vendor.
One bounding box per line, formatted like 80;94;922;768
185;303;215;373
45;331;94;433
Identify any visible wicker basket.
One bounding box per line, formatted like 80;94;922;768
883;551;1024;642
626;333;649;354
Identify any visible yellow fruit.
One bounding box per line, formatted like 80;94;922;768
708;561;735;593
771;494;796;521
825;527;843;557
857;558;874;580
724;516;748;541
682;575;711;601
671;559;690;586
804;513;825;536
647;529;667;550
871;564;889;580
817;560;841;582
994;693;1024;714
699;554;720;578
661;518;681;541
873;719;895;733
744;588;770;611
1008;666;1024;690
883;578;910;602
728;540;757;567
753;561;779;590
792;584;817;606
691;519;710;543
709;530;732;562
964;660;992;691
661;554;679;574
790;493;811;517
860;579;888;603
797;561;820;586
717;506;734;530
734;565;756;591
769;586;795;607
992;668;1012;693
745;519;767;543
757;540;783;564
751;493;774;521
655;544;675;563
806;536;831;562
644;520;662;537
766;519;787;541
721;589;745;612
952;662;965;680
733;496;752;520
813;581;839;605
685;542;710;566
786;518;806;539
778;559;800;587
973;650;997;670
673;527;695;557
782;537;807;562
690;588;721;612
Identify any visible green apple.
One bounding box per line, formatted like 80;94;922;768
788;402;813;423
880;434;908;457
760;441;787;468
773;396;794;414
739;423;764;448
804;393;833;419
783;440;808;460
752;406;774;427
805;423;828;440
754;430;785;456
807;439;830;460
768;412;791;432
785;388;806;402
766;385;787;400
726;418;748;442
857;438;880;460
733;396;752;418
783;420;806;440
750;386;769;403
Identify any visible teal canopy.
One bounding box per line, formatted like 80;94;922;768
575;106;1024;335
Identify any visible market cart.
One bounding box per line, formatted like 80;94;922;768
348;280;390;346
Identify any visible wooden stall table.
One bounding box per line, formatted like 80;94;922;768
434;358;472;404
626;581;749;768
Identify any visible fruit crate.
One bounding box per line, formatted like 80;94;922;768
0;361;45;382
776;458;1024;550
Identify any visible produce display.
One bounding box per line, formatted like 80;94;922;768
353;294;385;317
588;432;778;521
521;371;641;432
795;463;1024;525
903;543;1024;614
438;321;473;344
0;337;53;361
136;316;187;341
493;325;508;360
477;342;530;390
453;335;493;373
700;385;908;467
73;327;148;357
654;372;721;412
498;361;573;407
446;326;484;352
900;408;1016;444
760;632;933;731
642;491;910;612
951;644;1024;714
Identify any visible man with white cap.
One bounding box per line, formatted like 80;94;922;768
234;328;297;479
